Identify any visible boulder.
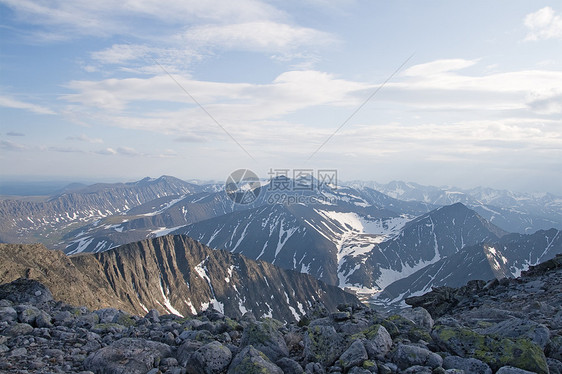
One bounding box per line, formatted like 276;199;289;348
399;307;434;330
276;357;304;374
361;324;393;360
227;345;283;374
391;343;443;369
83;338;172;374
240;319;289;362
442;355;492;374
303;325;346;366
338;340;368;371
478;318;550;349
0;278;53;304
0;306;17;322
432;325;548;374
496;367;537;374
186;341;232;374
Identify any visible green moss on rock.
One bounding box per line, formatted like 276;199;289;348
432;325;548;374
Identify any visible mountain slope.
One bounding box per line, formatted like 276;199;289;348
0;176;200;247
0;235;359;322
342;203;507;292
377;228;562;303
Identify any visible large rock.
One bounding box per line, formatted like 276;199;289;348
339;340;368;371
276;357;304;374
240;319;289;362
399;307;434;330
479;318;550;349
360;324;393;360
391;343;443;369
303;325;346;366
0;278;53;304
83;338;172;374
496;367;537;374
432;325;549;374
443;356;492;374
227;345;283;374
186;341;232;374
0;306;17;322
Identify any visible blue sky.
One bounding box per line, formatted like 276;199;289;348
1;0;561;193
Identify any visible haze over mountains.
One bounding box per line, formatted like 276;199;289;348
1;175;560;311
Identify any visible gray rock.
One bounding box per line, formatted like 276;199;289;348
339;340;368;371
5;322;33;336
35;310;52;327
332;312;351;321
227;345;283;374
303;325;346;366
53;310;74;326
276;357;304;374
10;347;27;357
362;324;393;360
187;341;232;374
443;356;492;374
305;362;325;374
95;308;121;324
548;358;562;374
399;307;434;330
18;305;51;327
177;339;204;366
391;344;443;370
145;309;160;323
0;278;53;304
479;318;550;349
83;338;172;374
0;306;17;322
496;367;537;374
403;366;433;374
348;367;372;374
445;370;465;374
547;336;562;360
240;320;289;362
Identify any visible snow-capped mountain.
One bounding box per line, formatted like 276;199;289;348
355;180;562;234
376;228;562;304
339;203;507;293
0;176;201;247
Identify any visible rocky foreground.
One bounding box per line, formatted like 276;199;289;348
0;255;561;374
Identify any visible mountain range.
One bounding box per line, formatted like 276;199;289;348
1;175;560;310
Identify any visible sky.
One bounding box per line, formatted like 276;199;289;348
1;0;561;194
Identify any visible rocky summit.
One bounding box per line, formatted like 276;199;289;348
1;255;561;374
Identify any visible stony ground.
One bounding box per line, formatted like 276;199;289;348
0;254;561;374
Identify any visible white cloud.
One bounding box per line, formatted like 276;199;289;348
391;60;562;113
62;70;370;118
0;95;55;115
403;59;479;76
182;21;336;53
0;0;283;38
0;140;26;151
524;7;562;41
91;44;149;65
66;134;103;143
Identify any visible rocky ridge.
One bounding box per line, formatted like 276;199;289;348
1;255;561;374
0;236;359;322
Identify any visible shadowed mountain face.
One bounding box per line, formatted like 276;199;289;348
0;235;359;322
341;203;508;290
376;228;562;304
